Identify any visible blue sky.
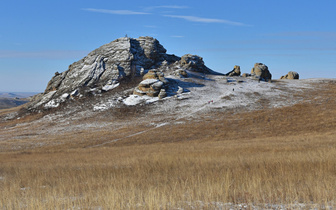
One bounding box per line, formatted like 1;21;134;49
0;0;335;92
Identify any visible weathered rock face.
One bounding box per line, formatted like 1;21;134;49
44;37;169;95
133;70;167;97
280;71;299;80
28;36;214;110
226;65;241;76
180;54;211;73
251;63;272;81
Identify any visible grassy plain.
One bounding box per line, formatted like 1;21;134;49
0;81;335;209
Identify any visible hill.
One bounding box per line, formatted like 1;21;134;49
0;36;335;209
0;92;38;99
0;98;29;109
0;92;38;109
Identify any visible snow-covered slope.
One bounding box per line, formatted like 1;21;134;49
92;71;315;117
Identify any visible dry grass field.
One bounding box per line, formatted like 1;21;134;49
0;80;335;209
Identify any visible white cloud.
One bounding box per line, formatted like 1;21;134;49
82;8;150;15
164;15;249;26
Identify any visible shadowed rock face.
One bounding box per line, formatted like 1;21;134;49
226;65;241;77
28;36;214;110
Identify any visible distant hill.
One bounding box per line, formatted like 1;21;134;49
0;98;29;109
0;92;38;99
0;92;38;109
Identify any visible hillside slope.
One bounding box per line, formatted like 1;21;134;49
0;77;334;149
0;78;335;209
0;36;335;208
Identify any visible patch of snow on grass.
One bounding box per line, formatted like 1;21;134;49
93;99;118;111
123;95;159;106
150;75;318;118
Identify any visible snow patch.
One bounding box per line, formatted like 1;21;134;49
123;95;159;106
155;122;169;127
61;93;69;100
102;83;120;91
71;89;79;96
44;99;60;108
93;99;118;111
139;79;159;86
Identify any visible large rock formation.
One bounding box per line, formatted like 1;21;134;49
225;65;241;76
251;63;272;81
28;36;214;110
43;37;171;94
280;71;299;80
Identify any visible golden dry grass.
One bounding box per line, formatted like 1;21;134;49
0;81;335;209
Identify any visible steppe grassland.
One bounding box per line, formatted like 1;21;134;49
0;81;335;209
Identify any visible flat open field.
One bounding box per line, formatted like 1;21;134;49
0;80;335;209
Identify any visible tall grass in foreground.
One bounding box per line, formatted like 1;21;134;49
1;133;335;209
1;81;335;209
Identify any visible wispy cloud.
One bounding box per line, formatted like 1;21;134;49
163;15;249;26
144;5;188;11
82;8;150;15
0;50;89;59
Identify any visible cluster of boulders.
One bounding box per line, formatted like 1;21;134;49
226;63;272;82
280;71;299;80
133;70;168;99
226;63;300;81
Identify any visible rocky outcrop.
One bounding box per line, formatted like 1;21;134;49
43;37;170;95
226;65;241;76
251;63;272;81
280;71;299;80
133;70;167;97
180;54;211;73
28;36;215;110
